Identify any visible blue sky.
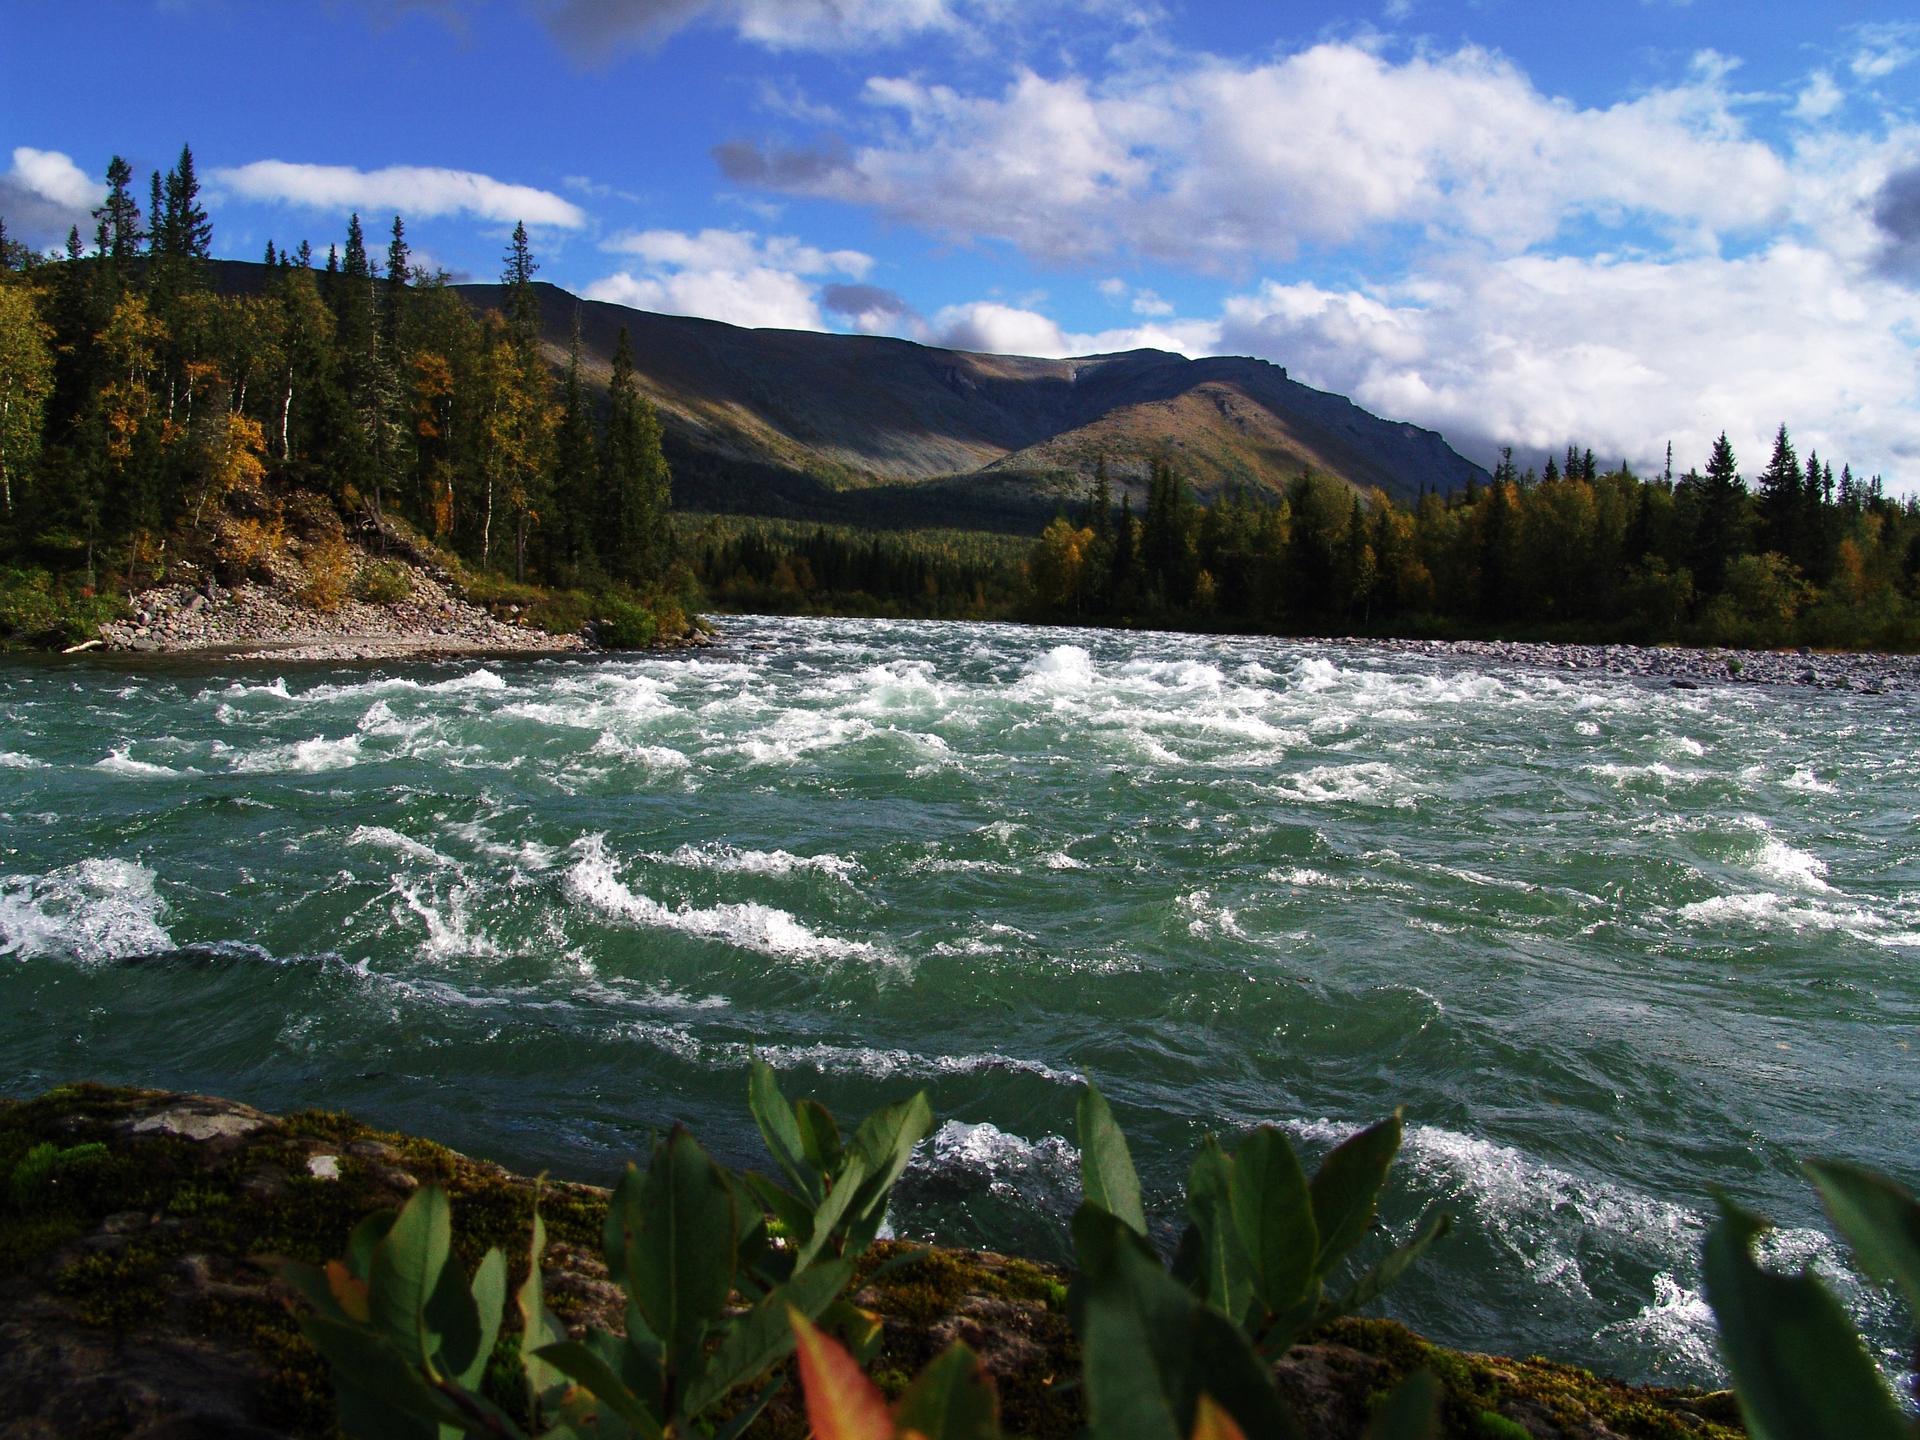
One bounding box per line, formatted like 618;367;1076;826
5;0;1919;485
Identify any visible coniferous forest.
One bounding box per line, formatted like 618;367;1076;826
0;147;690;647
3;147;1917;652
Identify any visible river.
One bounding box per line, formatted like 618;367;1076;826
3;614;1916;1384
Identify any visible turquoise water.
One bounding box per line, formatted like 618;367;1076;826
3;615;1917;1384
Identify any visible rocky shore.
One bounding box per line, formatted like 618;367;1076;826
0;1085;1739;1440
1341;636;1917;694
94;565;588;663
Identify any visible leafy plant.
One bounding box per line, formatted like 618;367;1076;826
1703;1159;1920;1440
291;1072;933;1439
1069;1081;1448;1440
788;1308;1001;1440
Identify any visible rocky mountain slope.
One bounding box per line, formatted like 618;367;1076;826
454;281;1487;530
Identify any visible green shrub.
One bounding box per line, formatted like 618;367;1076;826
595;595;659;649
0;566;128;646
353;560;413;605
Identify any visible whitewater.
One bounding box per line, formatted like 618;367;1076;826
3;614;1916;1385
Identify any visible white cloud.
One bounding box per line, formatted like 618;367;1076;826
537;0;960;55
720;43;1794;268
0;147;101;247
9;147;97;209
584;225;873;330
930;301;1073;356
1211;245;1920;483
211;161;587;228
1849;22;1920;81
1791;70;1844;122
1131;288;1173;316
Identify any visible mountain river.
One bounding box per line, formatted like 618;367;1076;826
3;614;1917;1385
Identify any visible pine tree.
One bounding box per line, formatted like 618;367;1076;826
1542;453;1559;483
1690;432;1748;593
502;221;539;348
92;156;143;262
600;326;669;585
382;215;409;353
264;240;278;267
161;144;212;259
147;172;165;255
1755;423;1800;561
552;311;598;572
295;239;313;269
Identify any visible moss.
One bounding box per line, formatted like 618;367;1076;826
1318;1318;1744;1440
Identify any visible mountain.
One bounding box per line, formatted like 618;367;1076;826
453;282;1488;533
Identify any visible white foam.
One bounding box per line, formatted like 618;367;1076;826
0;751;46;768
912;1118;1081;1198
1272;761;1406;805
394;882;499;960
1021;645;1095;688
1782;767;1837;794
1677;891;1899;939
1596;1274;1721;1378
1749;836;1832;892
564;836;893;965
232;734;364;774
664;843;857;880
349;825;451;868
589;732;692;770
96;746;192;778
0;858;173;962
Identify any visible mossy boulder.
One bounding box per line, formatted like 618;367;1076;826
0;1086;1741;1438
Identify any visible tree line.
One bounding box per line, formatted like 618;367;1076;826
1024;441;1919;649
0;145;683;640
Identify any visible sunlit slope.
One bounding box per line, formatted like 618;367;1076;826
449;281;1486;522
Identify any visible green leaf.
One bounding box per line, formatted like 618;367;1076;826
517;1207;570;1416
1364;1369;1440;1440
1805;1159;1920;1322
535;1340;667;1439
1229;1126;1318;1315
281;1259;352;1326
1181;1136;1253;1321
1073;1205;1300;1440
603;1161;644;1279
795;1153;870;1271
299;1314;466;1429
843;1092;935;1240
423;1238;482;1386
369;1185;455;1363
459;1248;508;1391
1308;1111;1403;1271
794;1099;844;1174
1078;1081;1147;1236
681;1257;857;1418
348;1209;398;1282
625;1129;738;1365
1701;1196;1908;1440
750;1061;822;1204
1330;1206;1451;1321
710;1373;788;1440
893;1343;1001;1440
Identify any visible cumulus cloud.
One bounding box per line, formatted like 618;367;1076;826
585;225;872;329
1210;245;1920;481
930;301;1073;356
534;0;959;57
821;281;914;333
719;44;1794;268
211;161;587;228
0;146;100;247
1849;22;1920;81
1791;70;1844;123
1873;163;1920;280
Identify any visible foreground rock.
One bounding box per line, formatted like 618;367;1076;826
0;1085;1739;1439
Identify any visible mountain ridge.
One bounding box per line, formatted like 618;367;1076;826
461;281;1489;531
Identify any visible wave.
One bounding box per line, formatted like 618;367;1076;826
662;843;858;881
231;734;364;774
96;746;195;778
0;750;47;769
0;858;173;963
564;836;893;965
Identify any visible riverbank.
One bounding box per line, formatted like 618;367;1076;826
1335;635;1919;693
94;568;591;662
0;1085;1740;1439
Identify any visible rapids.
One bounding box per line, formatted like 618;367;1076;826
3;614;1917;1385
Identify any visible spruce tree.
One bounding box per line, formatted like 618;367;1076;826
382;215;409;352
1755;423;1800;560
600;326;669;585
162;144;212;259
1691;432;1748;593
147;171;165;255
264;240;278;267
502;221;539;348
92;157;143;262
552;312;598;573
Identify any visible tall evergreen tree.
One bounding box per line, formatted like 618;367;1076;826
161;144;212;259
502;221;539;347
382;215;409;353
1690;432;1748;594
552;311;598;572
1755;423;1801;561
600;326;669;585
91;156;143;262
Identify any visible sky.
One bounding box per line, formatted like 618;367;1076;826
4;0;1919;488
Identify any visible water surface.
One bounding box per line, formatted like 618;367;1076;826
3;615;1916;1383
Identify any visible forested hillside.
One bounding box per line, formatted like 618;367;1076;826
0;148;691;646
